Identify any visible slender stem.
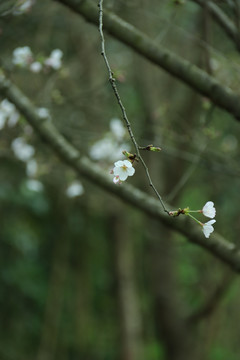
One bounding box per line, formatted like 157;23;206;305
187;213;202;226
98;0;168;213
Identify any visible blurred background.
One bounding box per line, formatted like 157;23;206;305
1;0;240;359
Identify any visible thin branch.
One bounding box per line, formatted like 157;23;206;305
1;73;240;272
98;0;168;213
56;0;240;119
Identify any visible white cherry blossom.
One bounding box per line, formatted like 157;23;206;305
11;137;35;162
26;179;44;192
202;220;216;238
110;118;126;140
202;201;216;219
37;107;50;119
113;160;135;181
0;99;20;128
66;181;84;198
30;61;42;73
45;49;63;70
12;46;32;67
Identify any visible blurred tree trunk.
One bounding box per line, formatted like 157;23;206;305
110;213;143;360
132;21;201;357
37;196;71;360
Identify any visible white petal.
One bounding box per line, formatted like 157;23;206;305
113;167;122;176
206;220;216;226
113;176;121;184
118;171;128;181
110;118;125;140
123;160;132;168
114;160;124;167
66;181;84;198
202;201;216;219
127;167;135;176
203;220;216;238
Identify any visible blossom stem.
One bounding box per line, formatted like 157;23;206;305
187;213;202;226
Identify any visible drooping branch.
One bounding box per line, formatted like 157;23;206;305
191;0;240;51
1;73;240;272
56;0;240;119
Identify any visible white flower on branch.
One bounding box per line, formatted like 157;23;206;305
90;137;129;162
12;46;33;67
0;99;20;128
202;201;216;219
30;61;42;73
45;49;63;70
37;107;50;119
11;137;35;162
66;181;84;198
202;220;216;238
26;179;43;192
110;118;126;141
113;160;135;182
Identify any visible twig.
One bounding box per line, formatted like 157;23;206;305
2;73;240;272
98;0;168;214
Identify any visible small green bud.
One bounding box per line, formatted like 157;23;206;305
149;146;161;152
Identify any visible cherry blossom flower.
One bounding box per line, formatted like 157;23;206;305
11;137;35;162
26;179;44;192
37;107;50;119
45;49;63;70
12;46;32;67
66;181;84;198
113;160;135;181
202;201;216;219
110;118;126;141
0;99;20;128
202;220;216;238
30;61;42;73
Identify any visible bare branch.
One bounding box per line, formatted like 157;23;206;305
1;73;240;272
56;0;240;119
191;0;240;51
98;0;168;213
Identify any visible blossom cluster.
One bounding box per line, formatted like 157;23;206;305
0;99;20;129
12;46;63;73
89;118;130;162
201;201;216;238
187;201;216;238
11;136;44;192
169;201;216;238
0;96;52;193
0;98;50;130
